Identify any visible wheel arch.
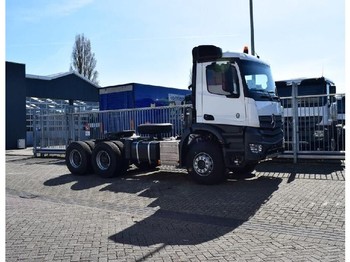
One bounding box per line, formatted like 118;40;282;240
179;124;226;167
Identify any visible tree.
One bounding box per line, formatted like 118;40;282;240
70;34;99;84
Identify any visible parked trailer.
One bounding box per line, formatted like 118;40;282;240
66;45;284;184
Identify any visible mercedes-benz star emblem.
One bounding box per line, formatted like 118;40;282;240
271;114;276;128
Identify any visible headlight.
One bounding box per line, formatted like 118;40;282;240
249;144;263;154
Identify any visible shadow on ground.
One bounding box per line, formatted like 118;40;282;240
44;158;344;247
44;166;282;247
105;172;282;246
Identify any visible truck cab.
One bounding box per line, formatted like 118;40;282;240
276;77;338;151
180;46;284;180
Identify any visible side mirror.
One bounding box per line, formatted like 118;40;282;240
330;85;336;94
232;68;239;95
224;67;239;96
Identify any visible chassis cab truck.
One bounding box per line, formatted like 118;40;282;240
66;45;284;184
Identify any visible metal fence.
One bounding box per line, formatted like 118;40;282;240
279;92;345;161
33;95;345;161
33;105;191;156
26;98;99;146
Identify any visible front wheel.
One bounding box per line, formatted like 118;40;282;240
186;141;226;185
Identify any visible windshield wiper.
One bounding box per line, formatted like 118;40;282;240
268;91;280;101
249;89;279;101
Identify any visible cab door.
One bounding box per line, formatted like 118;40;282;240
196;61;246;126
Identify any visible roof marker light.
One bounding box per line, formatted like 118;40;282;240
243;46;249;54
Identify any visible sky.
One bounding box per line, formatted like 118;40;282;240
0;1;348;255
5;0;347;92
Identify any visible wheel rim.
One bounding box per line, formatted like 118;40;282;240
69;149;82;168
193;152;214;176
96;150;111;171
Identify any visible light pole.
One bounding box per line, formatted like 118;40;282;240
249;0;255;56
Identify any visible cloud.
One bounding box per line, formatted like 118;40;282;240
19;0;94;22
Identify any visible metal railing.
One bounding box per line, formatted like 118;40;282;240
33;105;191;156
280;92;345;161
33;95;345;161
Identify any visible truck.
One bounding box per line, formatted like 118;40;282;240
65;45;284;184
275;77;338;151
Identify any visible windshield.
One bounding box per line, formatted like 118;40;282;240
239;60;276;95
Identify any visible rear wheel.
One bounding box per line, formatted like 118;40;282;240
92;141;123;178
112;140;130;174
65;141;93;175
84;140;96;150
186;141;226;185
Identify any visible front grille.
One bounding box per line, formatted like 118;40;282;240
259;115;283;137
259;115;283;129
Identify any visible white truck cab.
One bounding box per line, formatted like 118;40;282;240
195;51;282;126
180;45;284;181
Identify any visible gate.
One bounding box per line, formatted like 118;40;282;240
280;90;345;161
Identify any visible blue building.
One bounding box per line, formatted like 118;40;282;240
99;83;190;110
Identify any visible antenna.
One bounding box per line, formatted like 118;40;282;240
249;0;255;56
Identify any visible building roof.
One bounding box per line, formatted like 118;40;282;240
26;70;100;102
26;71;100;88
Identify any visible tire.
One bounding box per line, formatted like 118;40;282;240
65;141;93;175
186;141;226;185
138;123;173;135
112;140;130;174
230;161;258;179
91;141;123;178
84;140;96;151
105;130;135;140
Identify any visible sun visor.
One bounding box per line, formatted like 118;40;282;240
192;45;222;63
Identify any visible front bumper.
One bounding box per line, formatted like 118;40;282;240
223;126;284;168
244;126;284;161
